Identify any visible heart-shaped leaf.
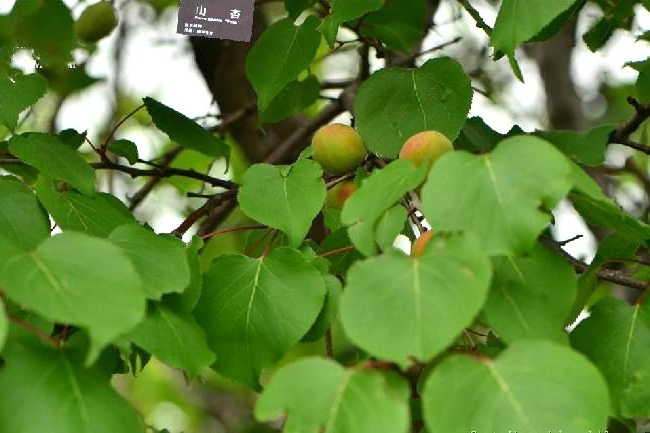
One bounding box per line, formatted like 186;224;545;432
256;357;410;433
571;298;650;417
0;232;146;363
485;243;577;343
0;341;143;433
194;248;326;387
421;136;573;256
340;232;492;366
423;340;609;433
354;57;472;158
238;159;326;247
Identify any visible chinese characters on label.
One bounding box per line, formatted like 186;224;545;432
177;0;254;42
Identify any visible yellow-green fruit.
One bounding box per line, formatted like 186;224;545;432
399;130;453;170
75;2;118;44
411;231;434;257
312;124;367;175
325;180;356;210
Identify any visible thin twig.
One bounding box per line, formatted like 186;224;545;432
92;160;237;190
7;314;61;349
540;237;647;291
609;98;650;154
171;190;237;237
102;103;145;151
317;245;356;258
200;225;267;240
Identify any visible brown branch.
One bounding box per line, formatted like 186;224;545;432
171;190;237;237
92;160;237;190
7;314;61;349
102;103;145;153
609;98;650;154
128;146;183;210
200;224;267;240
540;237;647;291
317;245;356;258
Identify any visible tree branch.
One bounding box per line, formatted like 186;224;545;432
609;98;650;154
540;237;647;291
91;160;237;190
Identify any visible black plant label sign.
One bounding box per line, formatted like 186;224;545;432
177;0;254;42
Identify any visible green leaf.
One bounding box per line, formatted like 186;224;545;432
571;298;650;417
284;0;317;17
354;58;472;158
570;191;650;242
238;159;326;247
454;117;504;154
0;232;146;363
567;232;638;323
194;248;327;386
166;236;204;312
359;0;427;53
0;298;6;352
568;162;650;243
340;232;492;366
536;124;614;166
484;243;576;343
0;176;50;250
317;228;361;275
10;0;75;69
491;0;579;57
583;16;616;52
260;75;320;124
302;274;342;342
129;303;215;378
144;97;229;158
319;0;384;46
621;369;650;418
108;139;139;164
421;136;573;256
246;16;321;115
108;224;190;300
637;60;650;102
36;177;135;237
374;205;407;251
0;73;47;131
255;358;410;433
9;133;96;196
341;160;427;256
583;0;635;52
41;63;100;96
58;128;86;150
0;341;144;433
423;340;609;433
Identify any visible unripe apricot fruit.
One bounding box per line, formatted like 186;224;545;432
75;2;118;44
411;231;434;257
324;180;356;210
399;130;453;170
312;124;367;175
